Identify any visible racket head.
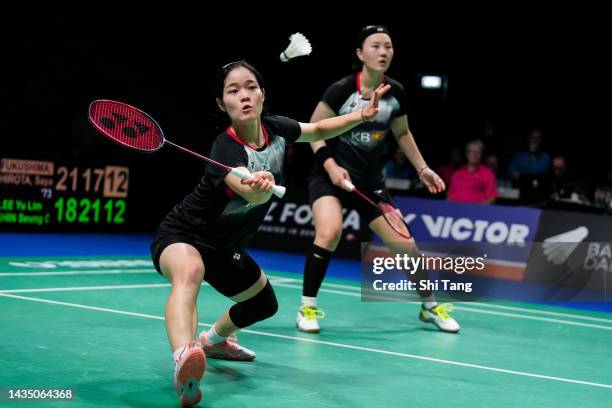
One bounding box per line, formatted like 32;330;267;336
378;202;413;240
88;99;165;153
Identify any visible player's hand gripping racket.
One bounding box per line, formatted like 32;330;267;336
88;99;286;198
342;180;412;239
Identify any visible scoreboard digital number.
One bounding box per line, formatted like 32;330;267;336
0;158;129;228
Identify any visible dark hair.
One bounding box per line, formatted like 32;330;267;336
356;25;392;49
352;25;392;72
214;60;265;100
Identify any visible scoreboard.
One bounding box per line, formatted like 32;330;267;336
0;158;129;230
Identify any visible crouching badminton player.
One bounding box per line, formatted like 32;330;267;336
150;60;390;406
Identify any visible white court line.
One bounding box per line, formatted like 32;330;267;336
0;269;157;277
268;275;612;325
444;305;612;330
3;264;611;325
1;279;612;330
1;292;611;390
0;283;170;294
272;282;362;298
469;302;612;324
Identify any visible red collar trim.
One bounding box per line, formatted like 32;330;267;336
356;71;386;97
226;122;269;151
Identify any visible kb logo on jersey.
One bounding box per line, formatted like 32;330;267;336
351;131;384;143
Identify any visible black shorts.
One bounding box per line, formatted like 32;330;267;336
150;232;262;298
308;168;397;225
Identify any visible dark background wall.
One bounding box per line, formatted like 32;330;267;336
0;10;607;231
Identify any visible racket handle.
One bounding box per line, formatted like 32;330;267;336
342;179;356;192
230;167;286;198
271;184;286;198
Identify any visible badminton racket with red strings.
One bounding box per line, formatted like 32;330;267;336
88;99;286;198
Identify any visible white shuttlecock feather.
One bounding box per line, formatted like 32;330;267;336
542;226;588;265
280;33;312;62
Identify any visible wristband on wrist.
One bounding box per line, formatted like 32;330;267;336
315;146;333;167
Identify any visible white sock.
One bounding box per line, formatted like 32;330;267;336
204;326;228;344
423;301;438;310
301;296;317;308
173;344;189;364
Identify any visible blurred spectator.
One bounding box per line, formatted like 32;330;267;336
436;146;463;187
549;155;569;197
485;153;499;176
383;146;416;179
485;153;511;188
448;140;497;204
552;155;567;179
508;128;551;179
550;155;591;203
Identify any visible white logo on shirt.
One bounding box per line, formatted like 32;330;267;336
351;132;372;143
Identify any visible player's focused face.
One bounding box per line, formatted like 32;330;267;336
358;33;394;73
221;67;264;122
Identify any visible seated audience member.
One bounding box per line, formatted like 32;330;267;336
448;140;497;204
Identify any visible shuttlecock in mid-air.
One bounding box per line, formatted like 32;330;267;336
280;33;312;62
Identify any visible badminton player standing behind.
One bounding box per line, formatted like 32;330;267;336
297;25;461;334
150;60;389;407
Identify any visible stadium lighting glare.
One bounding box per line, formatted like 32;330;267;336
421;75;443;89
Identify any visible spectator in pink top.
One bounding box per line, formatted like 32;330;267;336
447;140;498;204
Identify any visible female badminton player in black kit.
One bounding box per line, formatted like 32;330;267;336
150;60;389;406
297;25;461;334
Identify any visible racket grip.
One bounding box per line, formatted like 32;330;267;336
271;185;286;198
230;167;286;198
342;179;356;192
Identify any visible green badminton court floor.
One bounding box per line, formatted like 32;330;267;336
1;256;612;407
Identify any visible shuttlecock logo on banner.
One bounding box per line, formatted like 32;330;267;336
280;33;312;62
542;226;589;265
523;211;612;300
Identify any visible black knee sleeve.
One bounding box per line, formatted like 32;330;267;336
229;280;278;328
